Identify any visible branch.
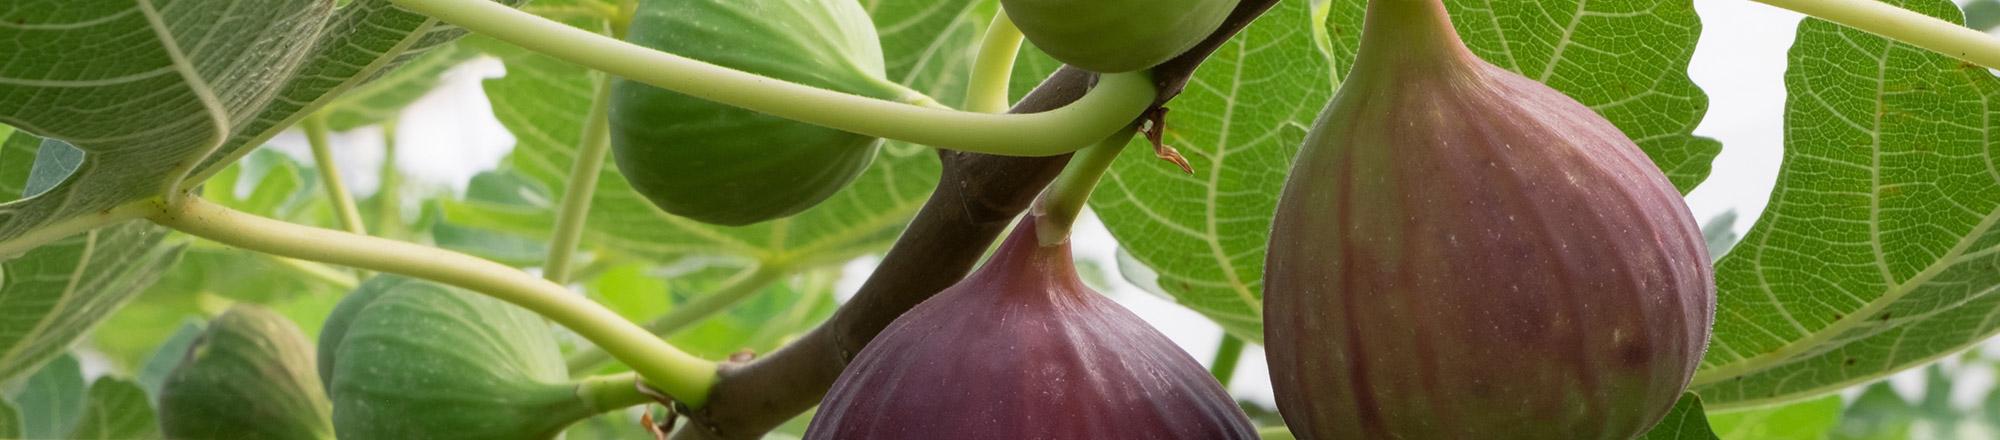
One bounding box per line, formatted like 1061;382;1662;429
671;2;1282;438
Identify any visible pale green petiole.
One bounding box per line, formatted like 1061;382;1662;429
145;197;721;408
1755;0;2000;70
966;9;1026;114
390;0;1156;157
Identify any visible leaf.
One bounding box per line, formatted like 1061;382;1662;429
467;0;976;269
320;43;477;131
0;396;17;439
6;354;82;440
1691;0;2000;408
0;0;510;253
1637;393;1721;440
64;378;157;440
1089;0;1717;341
1707;395;1842;440
0;134;184;380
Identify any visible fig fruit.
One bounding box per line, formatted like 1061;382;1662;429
804;216;1257;440
159;305;334;440
1001;0;1236;73
314;275;412;394
326;279;597;440
610;0;905;226
1260;1;1714;439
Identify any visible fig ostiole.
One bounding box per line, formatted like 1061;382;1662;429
326;279;627;440
1001;0;1238;73
610;0;905;226
159;305;334;440
1260;1;1715;439
804;215;1257;440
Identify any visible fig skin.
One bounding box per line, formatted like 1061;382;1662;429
1002;0;1238;73
804;217;1258;440
1261;1;1715;439
610;0;903;226
159;305;334;440
327;280;591;440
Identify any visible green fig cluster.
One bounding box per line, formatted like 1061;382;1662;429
1260;1;1715;439
1001;0;1237;73
610;0;906;226
159;305;334;440
320;277;603;440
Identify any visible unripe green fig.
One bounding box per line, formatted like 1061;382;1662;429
328;280;595;440
1261;1;1715;439
805;216;1257;440
159;305;334;440
610;0;905;226
1001;0;1236;73
315;275;412;394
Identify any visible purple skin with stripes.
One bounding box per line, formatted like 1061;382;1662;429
1261;1;1715;439
805;216;1257;440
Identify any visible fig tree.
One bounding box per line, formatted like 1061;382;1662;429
610;0;906;226
1001;0;1237;73
159;305;334;440
804;217;1257;440
1260;1;1715;439
327;279;599;440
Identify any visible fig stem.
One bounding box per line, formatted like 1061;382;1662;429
565;263;792;374
1208;334;1245;387
1755;0;2000;71
577;372;656;413
144;197;722;408
301;113;369;238
544;73;615;285
374;117;406;239
966;9;1025;114
1032;125;1139;246
391;0;1156;157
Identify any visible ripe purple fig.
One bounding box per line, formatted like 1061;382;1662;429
1261;1;1715;439
805;216;1257;440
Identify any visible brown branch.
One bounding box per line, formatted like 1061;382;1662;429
670;2;1282;438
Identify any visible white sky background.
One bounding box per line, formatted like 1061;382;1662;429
263;0;1994;412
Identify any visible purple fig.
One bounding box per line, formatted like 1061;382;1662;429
805;216;1257;440
1261;1;1715;439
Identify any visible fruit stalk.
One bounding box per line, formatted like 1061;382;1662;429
1032;125;1138;245
391;0;1156;157
144;197;721;408
966;10;1025;114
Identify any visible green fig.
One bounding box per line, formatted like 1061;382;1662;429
159;305;334;440
1001;0;1237;73
805;216;1258;439
328;280;599;440
1261;1;1714;439
315;275;414;394
610;0;906;226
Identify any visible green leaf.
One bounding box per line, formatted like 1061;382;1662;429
1637;393;1721;440
1708;395;1842;440
320;43;477;131
0;396;18;439
0;0;510;253
1692;0;2000;408
0;211;183;383
65;378;157;440
1834;383;1918;440
7;354;82;440
1090;0;1718;342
